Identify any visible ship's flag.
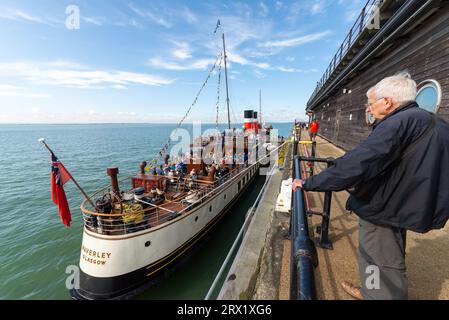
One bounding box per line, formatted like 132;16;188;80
50;154;73;227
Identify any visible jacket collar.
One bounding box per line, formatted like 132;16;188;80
373;101;418;129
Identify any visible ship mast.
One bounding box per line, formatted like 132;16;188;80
222;33;231;130
259;89;262;125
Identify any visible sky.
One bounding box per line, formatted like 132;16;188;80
0;0;367;124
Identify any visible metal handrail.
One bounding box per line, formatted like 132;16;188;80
290;155;317;300
290;124;317;300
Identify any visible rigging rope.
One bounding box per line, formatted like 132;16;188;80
215;54;223;129
146;51;223;171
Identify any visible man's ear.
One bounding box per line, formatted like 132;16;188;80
384;97;393;111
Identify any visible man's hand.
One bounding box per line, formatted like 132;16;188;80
292;179;303;191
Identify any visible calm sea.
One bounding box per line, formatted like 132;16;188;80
0;122;292;299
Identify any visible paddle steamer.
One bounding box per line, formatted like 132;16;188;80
70;29;281;299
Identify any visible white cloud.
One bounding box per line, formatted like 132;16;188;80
147;57;215;71
111;84;128;90
129;4;171;28
171;41;193;60
254;69;266;79
112;18;141;28
310;0;326;14
286;56;295;62
117;111;137;116
227;52;270;70
0;84;49;98
262;30;332;48
183;6;198;24
275;67;318;73
215;16;272;50
0;61;175;89
0;8;46;24
81;16;103;26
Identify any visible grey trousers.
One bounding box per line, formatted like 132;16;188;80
359;219;408;300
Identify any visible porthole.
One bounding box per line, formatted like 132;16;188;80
195;216;199;222
145;241;151;247
224;194;227;200
209;205;212;212
416;79;442;113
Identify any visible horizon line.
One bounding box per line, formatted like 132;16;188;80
0;121;296;125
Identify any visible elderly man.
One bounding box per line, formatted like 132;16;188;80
292;72;449;300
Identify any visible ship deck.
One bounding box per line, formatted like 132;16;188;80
280;135;449;299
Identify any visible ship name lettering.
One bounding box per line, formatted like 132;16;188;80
82;245;111;259
82;254;107;265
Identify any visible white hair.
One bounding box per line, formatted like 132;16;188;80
367;71;417;105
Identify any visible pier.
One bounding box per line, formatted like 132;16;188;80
218;128;449;300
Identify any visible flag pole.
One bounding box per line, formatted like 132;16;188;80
39;138;98;210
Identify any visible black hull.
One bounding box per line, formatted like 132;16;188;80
70;169;260;300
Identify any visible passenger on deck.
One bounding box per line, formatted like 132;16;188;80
156;165;164;175
190;168;198;181
292;72;449;300
221;163;230;178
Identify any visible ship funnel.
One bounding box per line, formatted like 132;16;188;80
107;167;120;201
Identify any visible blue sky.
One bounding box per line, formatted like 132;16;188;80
0;0;366;124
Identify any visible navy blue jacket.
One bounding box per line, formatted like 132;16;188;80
302;102;449;233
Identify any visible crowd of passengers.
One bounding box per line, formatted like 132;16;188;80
149;159;234;183
151;151;247;181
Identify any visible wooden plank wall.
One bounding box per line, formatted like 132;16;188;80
312;8;449;151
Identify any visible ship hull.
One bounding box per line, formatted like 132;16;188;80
70;164;260;300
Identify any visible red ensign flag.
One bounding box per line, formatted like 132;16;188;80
50;154;73;227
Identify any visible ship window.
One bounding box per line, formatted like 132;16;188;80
145;241;151;247
195;216;199;222
238;181;241;192
224;194;227;200
209;205;212;212
416;79;441;113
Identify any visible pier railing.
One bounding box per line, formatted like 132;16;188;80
290;151;318;299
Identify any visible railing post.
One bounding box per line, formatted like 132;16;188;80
309;141;317;176
348;28;353;49
360;7;366;34
316;159;335;250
